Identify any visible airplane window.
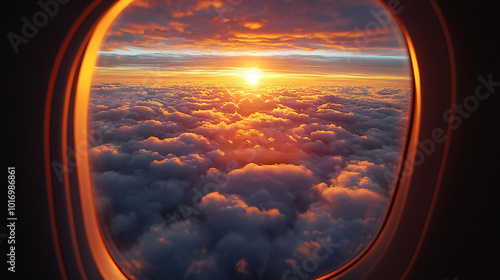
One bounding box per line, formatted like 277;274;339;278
86;0;412;279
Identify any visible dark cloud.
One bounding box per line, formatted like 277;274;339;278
88;80;410;279
102;0;404;53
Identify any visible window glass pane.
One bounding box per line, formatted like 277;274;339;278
88;0;412;279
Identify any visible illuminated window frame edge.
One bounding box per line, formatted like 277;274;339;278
400;0;456;277
74;1;135;280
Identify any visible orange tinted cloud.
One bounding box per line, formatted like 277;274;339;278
241;22;265;30
88;38;411;278
95;0;411;85
103;0;403;53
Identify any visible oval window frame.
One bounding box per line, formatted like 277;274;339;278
44;0;455;279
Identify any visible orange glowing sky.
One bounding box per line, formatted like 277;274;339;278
93;0;412;87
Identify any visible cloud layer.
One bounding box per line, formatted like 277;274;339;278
88;81;410;279
103;0;404;54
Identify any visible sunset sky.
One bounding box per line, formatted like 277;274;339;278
89;1;412;279
94;0;411;87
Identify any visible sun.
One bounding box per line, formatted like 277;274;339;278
246;73;259;85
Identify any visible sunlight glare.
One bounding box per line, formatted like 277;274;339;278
246;73;259;85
